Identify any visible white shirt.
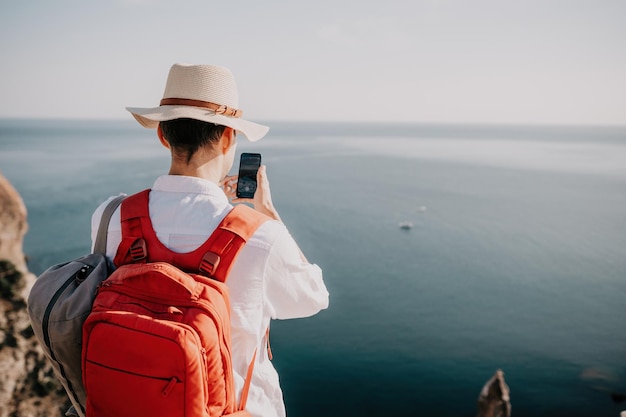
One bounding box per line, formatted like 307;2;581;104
91;175;329;417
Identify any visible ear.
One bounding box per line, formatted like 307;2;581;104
157;124;170;149
220;127;236;154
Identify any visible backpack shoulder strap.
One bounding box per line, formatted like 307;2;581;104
113;189;269;281
93;194;126;255
113;189;151;266
200;204;268;282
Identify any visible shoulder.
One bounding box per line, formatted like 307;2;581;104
90;194;125;234
224;204;286;250
248;219;289;248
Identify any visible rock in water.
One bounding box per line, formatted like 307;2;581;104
477;369;511;417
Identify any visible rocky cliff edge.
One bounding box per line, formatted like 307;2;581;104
0;171;69;417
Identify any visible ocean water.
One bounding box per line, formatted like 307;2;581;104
1;119;625;416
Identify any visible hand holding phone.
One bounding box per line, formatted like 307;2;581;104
236;153;262;199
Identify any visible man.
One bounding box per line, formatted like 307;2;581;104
90;63;329;417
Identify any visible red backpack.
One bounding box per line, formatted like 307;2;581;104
82;189;267;417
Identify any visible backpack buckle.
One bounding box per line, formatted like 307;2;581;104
130;238;147;261
199;252;220;276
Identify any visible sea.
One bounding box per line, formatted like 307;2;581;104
1;119;625;417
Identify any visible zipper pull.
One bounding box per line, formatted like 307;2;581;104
162;377;178;397
74;265;93;283
94;279;112;295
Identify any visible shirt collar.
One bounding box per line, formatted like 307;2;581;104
152;175;229;203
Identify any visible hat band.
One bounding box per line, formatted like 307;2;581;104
159;98;243;118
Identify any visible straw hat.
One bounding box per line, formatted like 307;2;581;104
126;63;269;142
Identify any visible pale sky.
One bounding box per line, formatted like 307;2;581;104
1;0;625;125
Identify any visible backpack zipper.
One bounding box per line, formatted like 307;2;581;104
161;377;178;397
98;282;220;319
101;283;231;350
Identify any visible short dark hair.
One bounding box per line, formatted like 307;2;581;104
159;118;226;163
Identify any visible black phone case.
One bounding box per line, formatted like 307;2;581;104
236;153;261;198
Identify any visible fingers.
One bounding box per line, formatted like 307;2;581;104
251;164;281;221
257;165;267;184
220;174;238;186
221;175;239;199
223;167;268;206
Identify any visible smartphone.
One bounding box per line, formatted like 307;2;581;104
236;153;262;198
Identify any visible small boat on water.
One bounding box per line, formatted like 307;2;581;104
398;221;413;230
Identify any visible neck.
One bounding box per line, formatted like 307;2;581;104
168;153;224;183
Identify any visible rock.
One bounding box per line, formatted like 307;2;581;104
477;369;511;417
0;172;70;417
0;172;29;274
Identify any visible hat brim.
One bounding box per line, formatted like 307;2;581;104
126;105;269;142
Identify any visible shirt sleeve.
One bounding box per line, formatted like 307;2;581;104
263;225;329;320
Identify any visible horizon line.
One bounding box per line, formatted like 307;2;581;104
1;116;625;129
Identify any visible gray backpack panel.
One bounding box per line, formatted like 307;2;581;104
26;195;125;417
